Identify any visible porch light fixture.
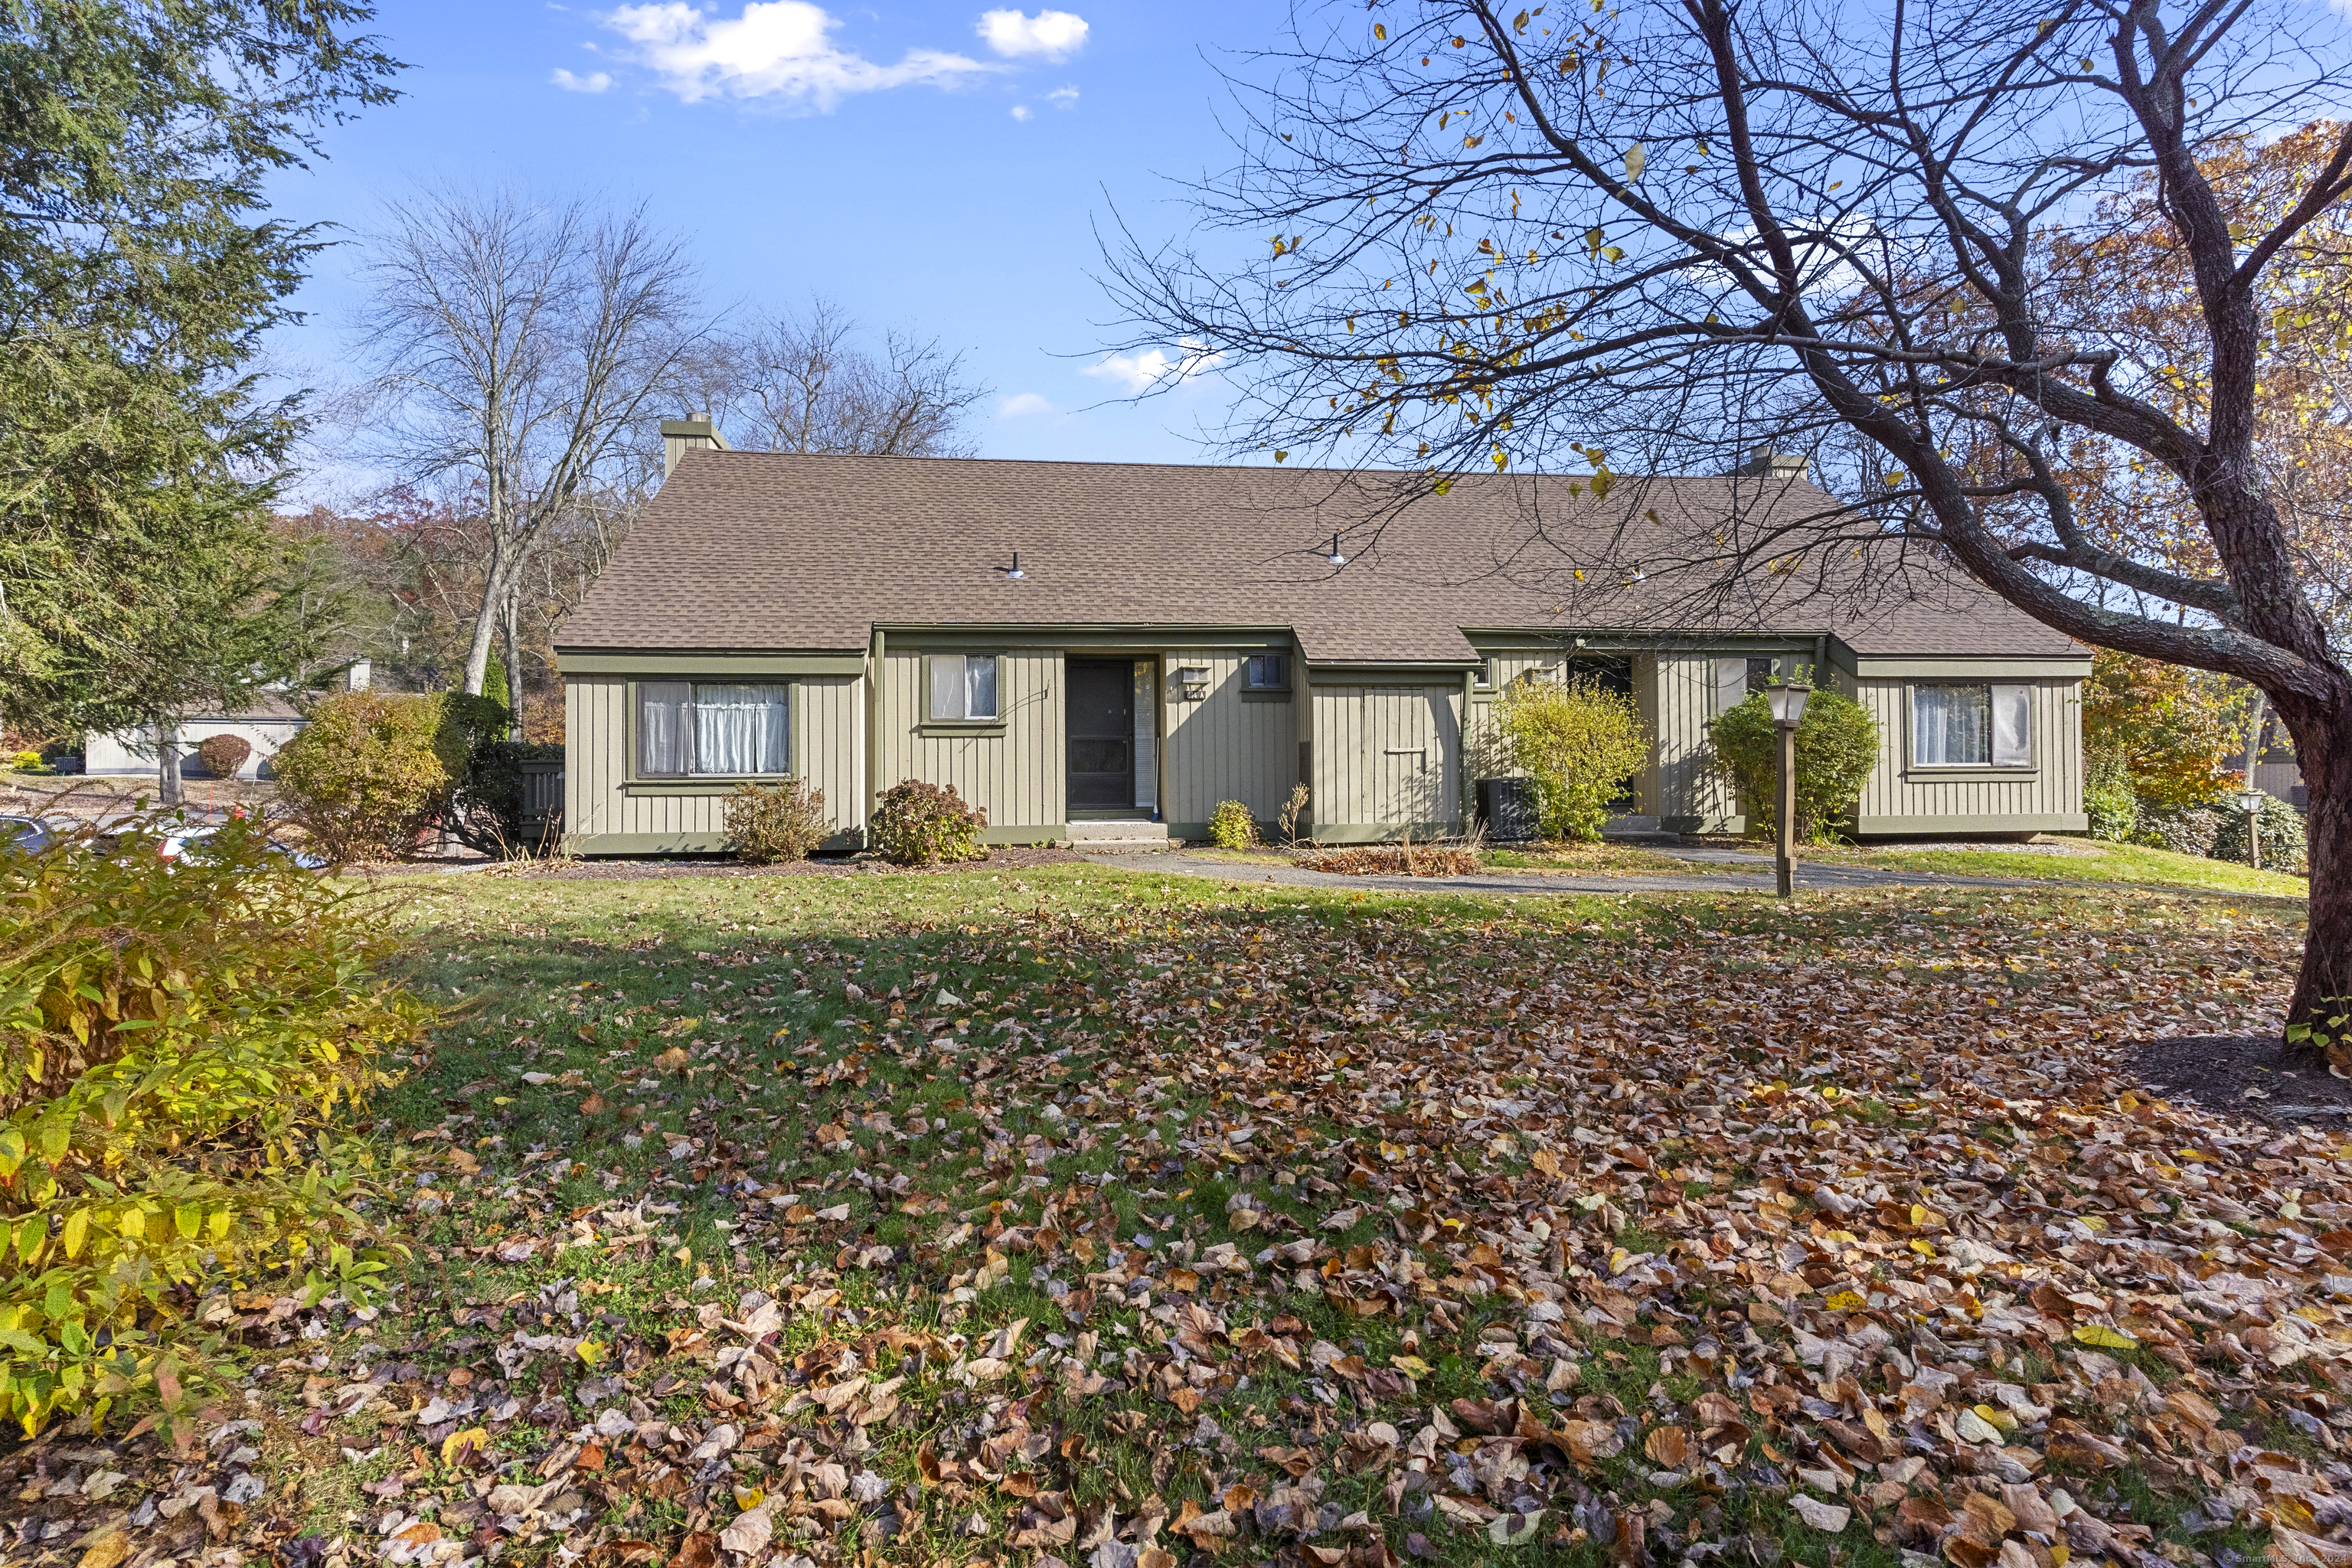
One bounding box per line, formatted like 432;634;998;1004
2236;786;2267;870
1001;552;1027;580
1327;533;1348;567
1766;681;1811;899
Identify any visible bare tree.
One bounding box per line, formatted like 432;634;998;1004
1109;0;2352;1037
354;186;701;727
697;301;987;456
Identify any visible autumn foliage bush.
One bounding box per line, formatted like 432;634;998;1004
726;778;830;863
1492;676;1649;841
870;779;986;867
191;733;251;778
272;692;501;862
0;812;427;1436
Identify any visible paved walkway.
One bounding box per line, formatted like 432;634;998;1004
1080;844;2052;897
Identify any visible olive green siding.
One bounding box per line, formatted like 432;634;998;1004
1652;652;1742;831
874;647;1066;835
563;673;865;852
1848;675;2085;835
560;637;2089;853
1161;652;1298;826
1311;683;1464;837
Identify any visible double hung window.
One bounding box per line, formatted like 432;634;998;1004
928;655;1001;721
639;682;789;777
1913;683;2032;767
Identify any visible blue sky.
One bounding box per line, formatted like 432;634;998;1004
268;0;1268;483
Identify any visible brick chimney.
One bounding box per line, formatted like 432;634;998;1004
661;410;730;479
1733;444;1807;479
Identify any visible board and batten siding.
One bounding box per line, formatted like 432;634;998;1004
1311;683;1463;839
563;673;866;851
1849;675;2084;833
1161;653;1298;828
874;648;1066;837
1651;652;1740;831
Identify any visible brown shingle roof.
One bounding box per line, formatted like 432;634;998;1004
557;452;2082;662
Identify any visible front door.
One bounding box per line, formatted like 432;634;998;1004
1067;659;1135;811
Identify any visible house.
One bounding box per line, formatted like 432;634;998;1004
552;423;2089;853
84;691;312;779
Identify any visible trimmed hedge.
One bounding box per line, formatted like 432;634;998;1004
1708;688;1880;841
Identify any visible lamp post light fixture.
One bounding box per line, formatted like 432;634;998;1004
1764;681;1812;898
2237;786;2268;871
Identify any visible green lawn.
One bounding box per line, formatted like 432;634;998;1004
60;858;2344;1568
1811;838;2309;898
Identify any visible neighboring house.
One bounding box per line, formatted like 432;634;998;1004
85;692;310;779
553;427;2089;854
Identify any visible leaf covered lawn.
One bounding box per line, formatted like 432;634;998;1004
10;864;2344;1568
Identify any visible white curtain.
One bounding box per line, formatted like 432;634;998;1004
639;682;691;776
967;656;997;718
933;655;998;720
694;684;788;775
1914;683;1991;765
1991;684;2032;766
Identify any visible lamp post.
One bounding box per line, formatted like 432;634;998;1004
2236;786;2267;871
1765;681;1812;898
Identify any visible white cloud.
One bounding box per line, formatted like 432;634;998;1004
601;0;992;107
1046;84;1078;106
551;67;613;90
977;8;1087;60
1010;103;1032;119
998;392;1054;417
1080;339;1223;395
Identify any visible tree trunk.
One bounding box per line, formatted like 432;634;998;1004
2286;707;2352;1019
501;588;525;741
156;720;183;808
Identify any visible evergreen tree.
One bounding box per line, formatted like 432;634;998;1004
0;0;401;797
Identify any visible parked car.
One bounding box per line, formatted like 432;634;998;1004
159;828;328;871
0;815;57;854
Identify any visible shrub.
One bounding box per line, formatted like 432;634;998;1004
2133;800;2223;858
871;779;987;867
449;740;564;858
727;779;831;863
1209;799;1259;850
272;692;492;864
0;811;426;1436
2085;749;2140;841
193;733;252;779
2211;793;2308;874
1276;784;1309;846
1493;676;1650;841
1708;687;1881;841
7;750;38;773
2083;648;2242;810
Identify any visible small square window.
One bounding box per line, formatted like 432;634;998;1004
929;655;1001;720
1246;653;1289;690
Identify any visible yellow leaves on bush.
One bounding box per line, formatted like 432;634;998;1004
0;811;430;1436
1492;673;1648;841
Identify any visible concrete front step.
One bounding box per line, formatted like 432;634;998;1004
1067;819;1170;848
1600;814;1683;845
